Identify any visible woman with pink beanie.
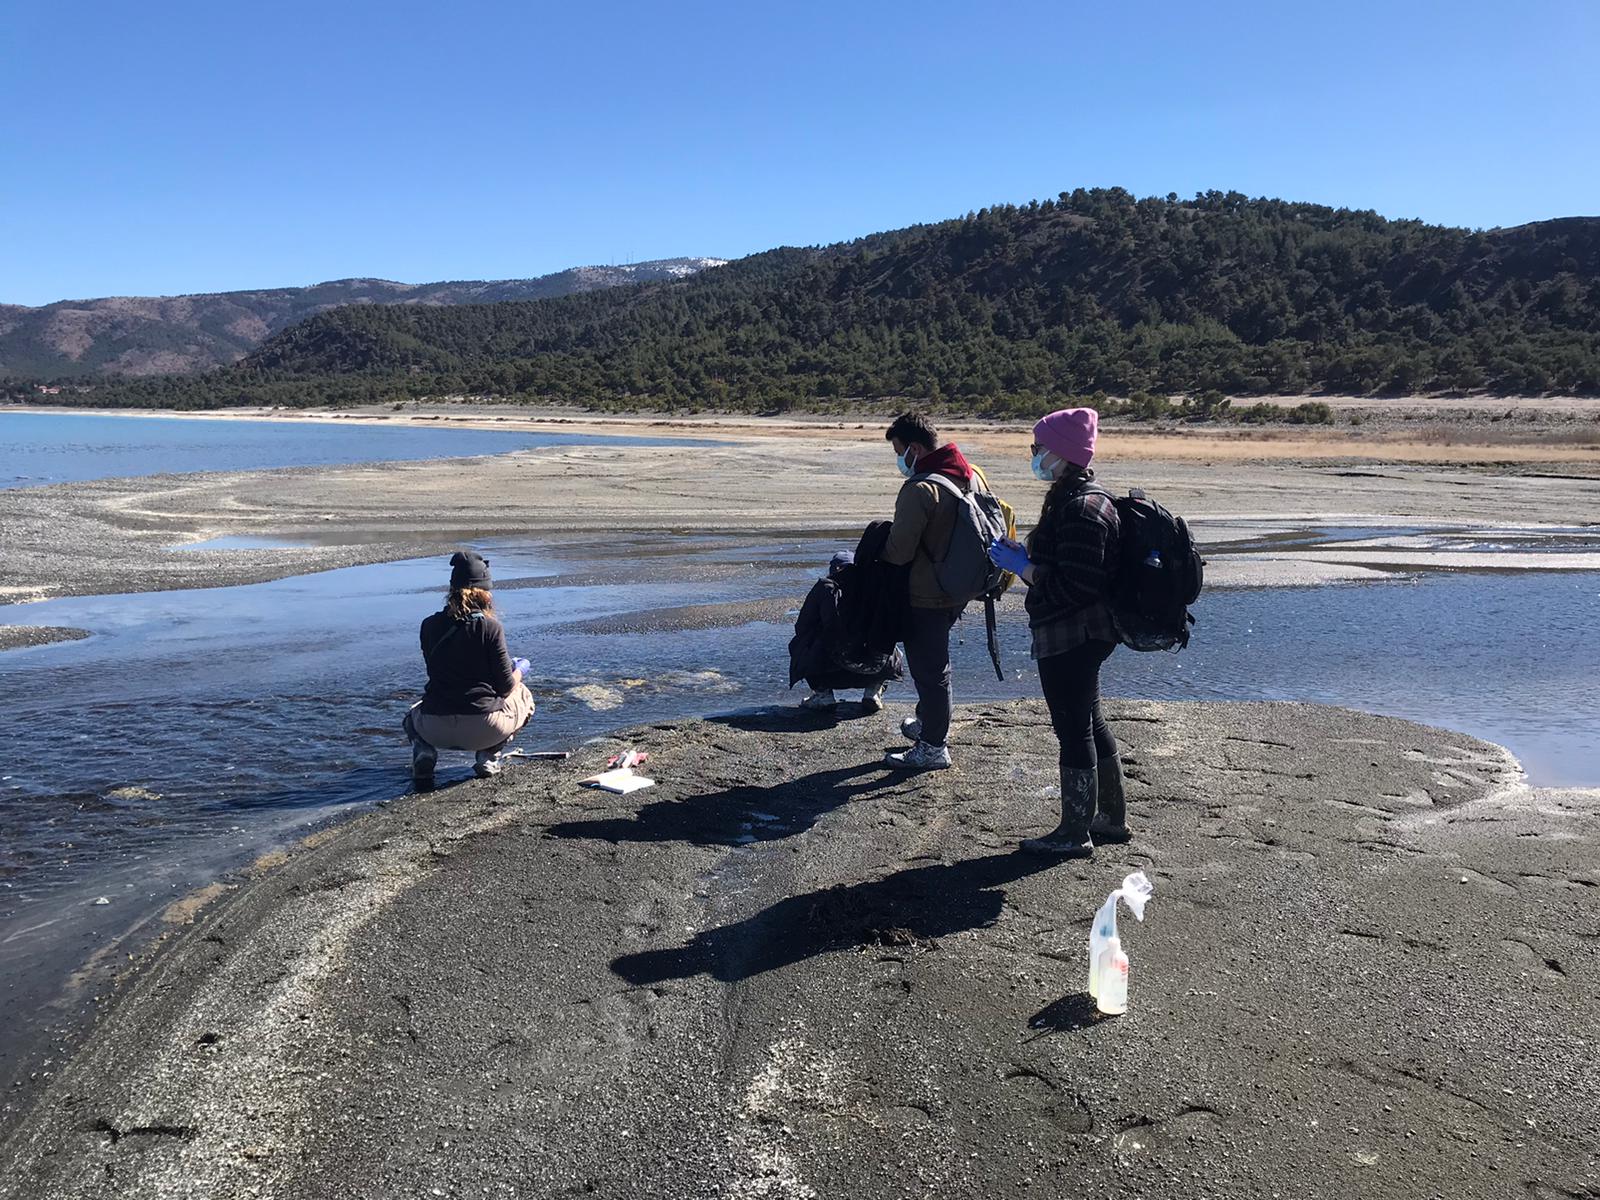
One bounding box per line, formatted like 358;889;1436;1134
987;407;1131;857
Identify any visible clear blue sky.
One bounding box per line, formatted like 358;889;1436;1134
3;0;1596;306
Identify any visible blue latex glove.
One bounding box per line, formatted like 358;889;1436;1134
988;537;1030;575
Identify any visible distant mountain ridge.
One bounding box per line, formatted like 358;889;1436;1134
0;258;726;378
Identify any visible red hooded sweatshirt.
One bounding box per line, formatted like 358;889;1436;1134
911;442;975;486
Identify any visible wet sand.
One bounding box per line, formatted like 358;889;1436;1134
2;701;1595;1198
3;413;1599;603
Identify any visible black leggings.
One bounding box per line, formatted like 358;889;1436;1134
1037;640;1118;772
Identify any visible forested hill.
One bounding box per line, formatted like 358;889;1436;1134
45;190;1600;409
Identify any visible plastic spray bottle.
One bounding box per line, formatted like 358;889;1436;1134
1088;870;1154;1016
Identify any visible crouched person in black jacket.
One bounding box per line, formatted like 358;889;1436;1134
790;550;902;714
403;550;535;787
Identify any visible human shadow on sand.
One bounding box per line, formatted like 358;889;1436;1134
546;759;901;847
612;850;1056;985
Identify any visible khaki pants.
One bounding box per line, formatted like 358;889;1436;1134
409;685;535;753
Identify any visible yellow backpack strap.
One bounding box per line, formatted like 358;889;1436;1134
970;465;1017;532
999;495;1018;540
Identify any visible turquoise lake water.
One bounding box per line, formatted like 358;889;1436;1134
0;409;694;488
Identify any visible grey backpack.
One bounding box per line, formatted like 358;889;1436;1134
914;472;1009;605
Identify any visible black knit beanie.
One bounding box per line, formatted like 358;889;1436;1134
449;550;491;589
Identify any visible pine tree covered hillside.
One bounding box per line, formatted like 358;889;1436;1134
53;190;1600;410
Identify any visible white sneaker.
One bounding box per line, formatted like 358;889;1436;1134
474;749;505;778
900;716;922;742
801;689;838;711
885;740;951;771
860;682;888;714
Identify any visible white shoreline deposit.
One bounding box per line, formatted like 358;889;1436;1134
1199;522;1600;587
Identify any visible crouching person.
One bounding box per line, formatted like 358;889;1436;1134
790;550;901;713
403;550;534;787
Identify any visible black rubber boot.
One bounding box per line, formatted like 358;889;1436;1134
1089;754;1133;845
1022;766;1096;857
403;710;437;789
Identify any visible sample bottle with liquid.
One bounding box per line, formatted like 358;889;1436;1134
1096;938;1131;1015
1087;872;1152;1016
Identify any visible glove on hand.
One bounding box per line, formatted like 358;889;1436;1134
988;537;1030;575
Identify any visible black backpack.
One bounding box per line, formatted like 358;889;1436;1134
1092;487;1204;651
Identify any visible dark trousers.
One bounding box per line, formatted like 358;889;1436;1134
904;606;961;747
1037;640;1118;772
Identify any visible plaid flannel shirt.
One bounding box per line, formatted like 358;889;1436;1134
1024;485;1121;660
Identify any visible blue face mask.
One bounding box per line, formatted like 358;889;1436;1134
896;448;917;478
1031;449;1057;481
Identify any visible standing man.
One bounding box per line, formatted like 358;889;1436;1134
880;411;1005;771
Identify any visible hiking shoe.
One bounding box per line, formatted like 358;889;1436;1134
473;750;504;779
860;682;888;714
885;740;951;771
900;716;922;742
801;689;838;711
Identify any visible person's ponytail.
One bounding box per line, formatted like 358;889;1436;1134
446;586;494;621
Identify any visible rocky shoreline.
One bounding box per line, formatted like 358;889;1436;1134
2;700;1595;1199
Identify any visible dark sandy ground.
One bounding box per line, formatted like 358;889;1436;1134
2;700;1595;1199
0;625;88;652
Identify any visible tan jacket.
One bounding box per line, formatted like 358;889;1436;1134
882;463;1014;609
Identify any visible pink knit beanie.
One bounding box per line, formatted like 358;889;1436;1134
1033;407;1098;468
